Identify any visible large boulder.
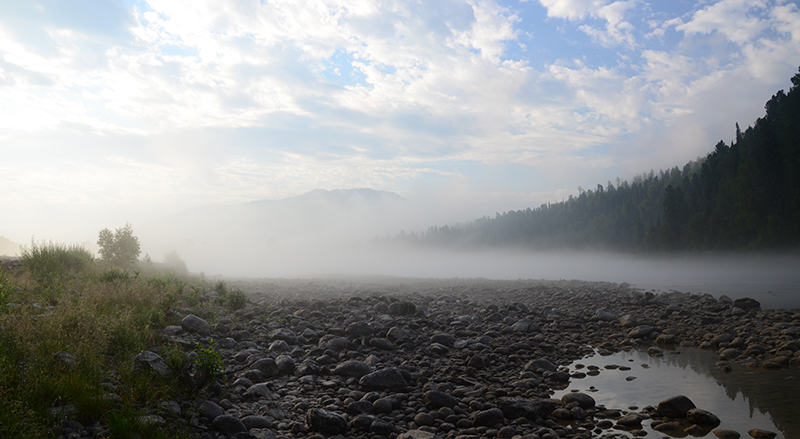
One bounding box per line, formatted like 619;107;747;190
134;351;172;377
334;360;375;378
359;368;408;391
422;390;458;409
181;314;210;335
733;297;760;311
562;392;595;409
306;408;348;435
656;395;696;418
473;408;505;427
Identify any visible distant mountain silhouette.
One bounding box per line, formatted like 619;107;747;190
0;236;21;257
139;188;408;266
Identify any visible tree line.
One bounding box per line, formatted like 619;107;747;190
398;67;800;252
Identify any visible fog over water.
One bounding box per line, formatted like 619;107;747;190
131;189;800;308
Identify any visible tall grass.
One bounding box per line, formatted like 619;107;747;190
0;241;222;438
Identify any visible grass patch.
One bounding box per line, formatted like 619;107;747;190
0;241;230;438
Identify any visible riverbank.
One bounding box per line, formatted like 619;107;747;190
143;277;797;439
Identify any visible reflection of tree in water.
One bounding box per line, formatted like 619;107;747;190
649;349;799;439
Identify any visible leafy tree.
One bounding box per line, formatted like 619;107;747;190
97;223;141;268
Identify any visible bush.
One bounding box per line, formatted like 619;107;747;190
99;268;131;283
20;240;93;280
190;341;224;391
223;289;248;311
97;224;140;269
0;268;12;313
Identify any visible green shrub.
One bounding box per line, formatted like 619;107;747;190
212;280;228;296
223;289;248;311
99;268;131;283
0;268;12;313
192;341;224;388
20;240;93;285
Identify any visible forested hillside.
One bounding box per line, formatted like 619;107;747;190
401;68;800;252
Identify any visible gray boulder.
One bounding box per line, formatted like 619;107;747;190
359;368;408;391
181;314;210;335
134;351;172;377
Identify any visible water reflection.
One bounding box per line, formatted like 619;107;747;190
555;348;799;438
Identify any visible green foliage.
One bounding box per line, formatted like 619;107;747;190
191;341;224;390
99;268;132;283
212;279;228;295
0;268;13;313
20;240;93;284
97;223;141;269
0;257;211;439
222;289;248;311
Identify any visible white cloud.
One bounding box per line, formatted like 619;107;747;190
2;0;800;245
579;0;638;47
677;0;769;44
537;0;611;20
537;0;638;47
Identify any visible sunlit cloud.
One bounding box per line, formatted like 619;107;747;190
1;0;799;245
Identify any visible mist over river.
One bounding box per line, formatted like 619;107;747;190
197;247;800;309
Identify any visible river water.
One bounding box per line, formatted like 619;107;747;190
554;348;800;438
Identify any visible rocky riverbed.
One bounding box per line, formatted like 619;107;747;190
120;278;798;439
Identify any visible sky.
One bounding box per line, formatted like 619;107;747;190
2;0;800;248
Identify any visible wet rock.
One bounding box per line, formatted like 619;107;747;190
269;328;297;344
386;326;411;341
241;416;273;429
370;418;395;435
655;334;677;345
423;390;459;409
398;430;441;439
306;408;348;435
387;301;416;316
595;309;616;321
733;298;760;311
275;354;296;374
242;383;271;400
251;358;279;377
524;358;557;373
181;314;210;335
359;368;408;391
561;392;595;409
319;336;352;352
345;322;374;337
713;429;741;439
747;428;777;439
497;398;562;420
212;415;247;434
472;408;504;427
616;413;643;427
414;413;434;426
627;325;655;339
134;351;172;377
687;408;720;426
656;395;696;418
196;400;224;421
346;400;373;415
430;333;456;346
369;338;397;350
334;360;375;378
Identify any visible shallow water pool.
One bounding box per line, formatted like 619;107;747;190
554;348;799;438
